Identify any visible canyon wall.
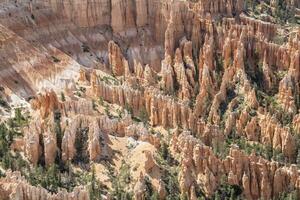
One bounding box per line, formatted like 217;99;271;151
0;0;299;199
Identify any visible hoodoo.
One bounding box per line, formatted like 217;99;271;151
0;0;299;199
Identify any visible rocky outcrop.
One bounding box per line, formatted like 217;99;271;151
240;14;277;40
0;22;81;98
134;173;146;200
41;0;162;33
0;171;89;200
0;0;299;199
278;73;297;114
88;120;103;161
194;0;244;17
24;122;41;166
30;91;61;119
171;131;300;199
43;129;58;167
61;115;113;162
143;151;157;173
160;55;175;94
108;41;126;76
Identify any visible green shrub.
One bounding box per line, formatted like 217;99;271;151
0;97;9;109
139;107;149;125
89;166;103;200
109;161;133;200
212;184;243;200
52;56;61;63
73;127;89;164
60;92;66;102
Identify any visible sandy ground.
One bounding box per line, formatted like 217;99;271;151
94;135;161;189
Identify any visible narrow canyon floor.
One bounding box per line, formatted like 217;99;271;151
0;0;299;199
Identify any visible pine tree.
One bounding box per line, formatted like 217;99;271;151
139;108;149;124
230;188;235;200
214;192;221;200
160;142;169;161
150;191;159;200
180;193;188;200
14;108;23;126
45;164;62;193
61;92;66;102
89;165;102;200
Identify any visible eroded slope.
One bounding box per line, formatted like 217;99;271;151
0;0;299;200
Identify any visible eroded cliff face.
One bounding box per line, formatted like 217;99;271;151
0;171;89;200
0;0;299;199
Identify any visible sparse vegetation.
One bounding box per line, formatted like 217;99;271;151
82;43;90;53
0;115;103;194
125;102;133;115
60;92;66;102
0;123;26;171
0;96;9;109
156;141;181;200
54;110;63;157
52;56;61;63
100;75;120;85
212;183;243;200
89;165;103;200
108;161;134;200
74;127;89;164
256;90;294;126
213;131;287;164
92;99;97;110
245;0;297;24
144;175;159;200
0;0;299;199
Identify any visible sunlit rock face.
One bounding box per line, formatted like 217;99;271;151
0;0;299;199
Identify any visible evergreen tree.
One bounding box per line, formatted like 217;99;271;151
44;164;62;193
214;192;221;200
230;188;235;200
144;175;159;200
89;165;102;200
150;191;159;200
160;142;169;161
139;108;149;125
180;193;189;200
61;92;66;102
15;108;22;124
